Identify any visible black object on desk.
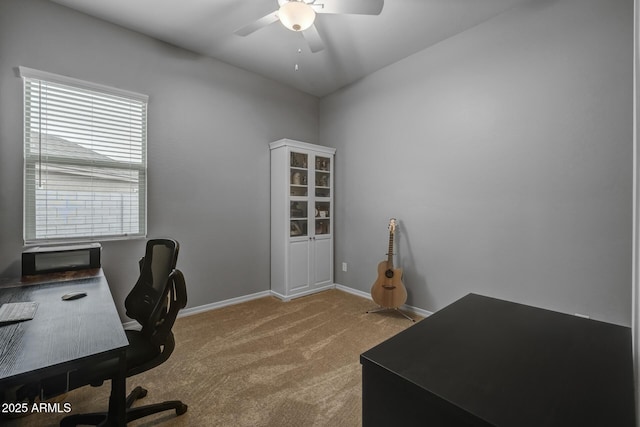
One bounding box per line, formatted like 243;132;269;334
360;293;636;427
61;291;87;300
22;242;101;276
0;269;129;426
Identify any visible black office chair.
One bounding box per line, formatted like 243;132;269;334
60;238;188;426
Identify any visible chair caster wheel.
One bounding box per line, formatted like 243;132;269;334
176;404;188;416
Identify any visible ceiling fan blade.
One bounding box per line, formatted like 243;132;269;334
234;10;279;36
302;24;325;53
314;0;384;15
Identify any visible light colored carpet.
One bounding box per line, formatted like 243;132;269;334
4;289;420;426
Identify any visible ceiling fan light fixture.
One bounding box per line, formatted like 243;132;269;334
279;1;316;32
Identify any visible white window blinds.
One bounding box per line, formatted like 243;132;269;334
20;67;148;243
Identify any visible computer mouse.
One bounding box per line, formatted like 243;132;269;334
61;291;87;301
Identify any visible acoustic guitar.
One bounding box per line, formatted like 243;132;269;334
370;218;407;309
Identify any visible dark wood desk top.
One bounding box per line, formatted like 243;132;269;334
0;269;129;389
361;293;635;427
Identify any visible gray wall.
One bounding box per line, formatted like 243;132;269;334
321;0;633;325
0;0;633;327
0;0;319;319
634;0;640;414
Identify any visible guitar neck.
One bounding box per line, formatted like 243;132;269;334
387;231;394;269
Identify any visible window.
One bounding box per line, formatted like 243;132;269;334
20;67;148;243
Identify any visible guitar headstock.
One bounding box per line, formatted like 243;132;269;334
388;218;397;234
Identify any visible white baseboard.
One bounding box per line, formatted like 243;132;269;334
178;290;272;318
122;284;431;328
122;290;271;328
121;320;140;330
335;283;433;318
271;283;336;301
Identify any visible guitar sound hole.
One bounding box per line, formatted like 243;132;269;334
385;270;394;278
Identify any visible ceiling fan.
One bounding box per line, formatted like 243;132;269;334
234;0;384;53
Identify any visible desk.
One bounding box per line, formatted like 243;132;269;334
360;293;636;427
0;269;129;426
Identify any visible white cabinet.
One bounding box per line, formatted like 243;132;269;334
270;139;335;300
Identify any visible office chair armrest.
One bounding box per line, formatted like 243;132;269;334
146;269;186;348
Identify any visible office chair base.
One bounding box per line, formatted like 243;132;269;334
366;306;416;322
126;386;147;407
60;385;187;426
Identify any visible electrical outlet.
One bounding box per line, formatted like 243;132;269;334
342;262;347;272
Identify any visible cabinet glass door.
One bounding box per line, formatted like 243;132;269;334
290;151;308;197
290;151;308;237
290;201;307;237
314;155;331;236
315;156;330;198
315;201;330;235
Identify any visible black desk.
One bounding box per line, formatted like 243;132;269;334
0;269;129;426
360;293;635;427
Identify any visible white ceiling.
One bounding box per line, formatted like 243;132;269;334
50;0;530;97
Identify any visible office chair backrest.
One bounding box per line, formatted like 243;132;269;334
125;239;186;347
